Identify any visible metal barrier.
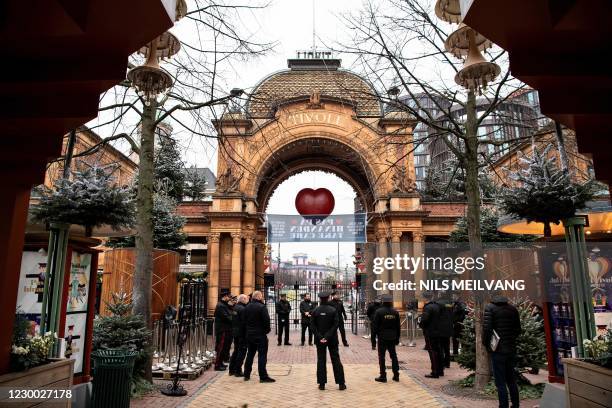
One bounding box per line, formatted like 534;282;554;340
151;317;215;375
266;280;364;333
400;311;419;347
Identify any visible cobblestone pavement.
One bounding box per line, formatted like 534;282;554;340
132;330;547;408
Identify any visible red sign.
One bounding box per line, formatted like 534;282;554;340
295;188;335;216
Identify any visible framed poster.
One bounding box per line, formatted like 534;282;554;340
67;252;91;313
16;250;48;315
63;312;87;374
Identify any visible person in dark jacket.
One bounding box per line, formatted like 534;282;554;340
214;290;233;371
436;294;454;369
275;293;292;346
331;291;349;347
311;291;346;391
451;297;467;358
372;294;401;382
300;293;315;346
419;291;444;378
228;294;248;376
366;297;382;350
243;291;275;383
483;295;522;408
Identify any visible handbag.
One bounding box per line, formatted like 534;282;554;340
490;329;500;352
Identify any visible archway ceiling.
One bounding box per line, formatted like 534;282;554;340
257;137;375;213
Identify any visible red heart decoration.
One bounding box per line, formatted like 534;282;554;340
295;188;335;216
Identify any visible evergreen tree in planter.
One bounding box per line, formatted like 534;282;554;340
500;146;595;237
457;299;547;375
154;134;185;202
106;193;186;251
92;292;151;395
31;166;135;235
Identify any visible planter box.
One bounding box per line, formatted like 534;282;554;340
0;359;74;407
562;358;612;408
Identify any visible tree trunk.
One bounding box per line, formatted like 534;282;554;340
464;90;491;390
543;221;552;238
554;121;570;174
133;100;156;382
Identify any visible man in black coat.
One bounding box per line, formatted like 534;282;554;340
372;294;401;383
275;293;291;346
366;297;382;350
243;291;275;382
228;294;248;376
483;295;522;408
419;291;444;378
311;291;346;391
331;291;349;347
451;297;467;358
436;294;454;369
299;293;315;346
214;290;233;371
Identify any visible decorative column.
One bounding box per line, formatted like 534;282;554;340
391;232;403;308
376;233;389;294
255;241;265;290
243;234;255;295
207;233;220;313
230;232;242;295
412;232;425;302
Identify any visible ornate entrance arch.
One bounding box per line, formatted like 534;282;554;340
203;56;434;310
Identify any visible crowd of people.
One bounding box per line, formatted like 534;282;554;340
213;289;350;389
213;288;523;407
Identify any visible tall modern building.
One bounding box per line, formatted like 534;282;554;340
401;89;543;190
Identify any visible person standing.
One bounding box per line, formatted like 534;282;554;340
372;294;400;383
228;294;248;376
419;291;443;378
275;293;291;346
331;291;349;347
214;290;233;371
366;297;382;350
299;293;315;346
436;294;454;369
483;295;522;408
243;291;275;383
451;297;467;358
311;291;346;391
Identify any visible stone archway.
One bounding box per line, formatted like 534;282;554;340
204;57;431;311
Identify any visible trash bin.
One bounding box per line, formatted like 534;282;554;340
91;349;138;408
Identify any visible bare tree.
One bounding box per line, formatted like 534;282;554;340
340;0;535;389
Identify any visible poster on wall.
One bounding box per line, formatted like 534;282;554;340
63;313;87;374
16;250;48;315
541;243;612;378
67;252;91;313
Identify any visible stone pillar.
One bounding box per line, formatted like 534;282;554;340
391;232;403;308
255;242;265;289
413;231;425;303
207;233;220;313
243;234;255;295
376;233;389;294
230;232;242;295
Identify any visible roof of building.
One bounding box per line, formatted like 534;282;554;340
245;58;382;118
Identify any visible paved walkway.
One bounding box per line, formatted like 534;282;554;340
132;330;546;408
185;363;445;408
